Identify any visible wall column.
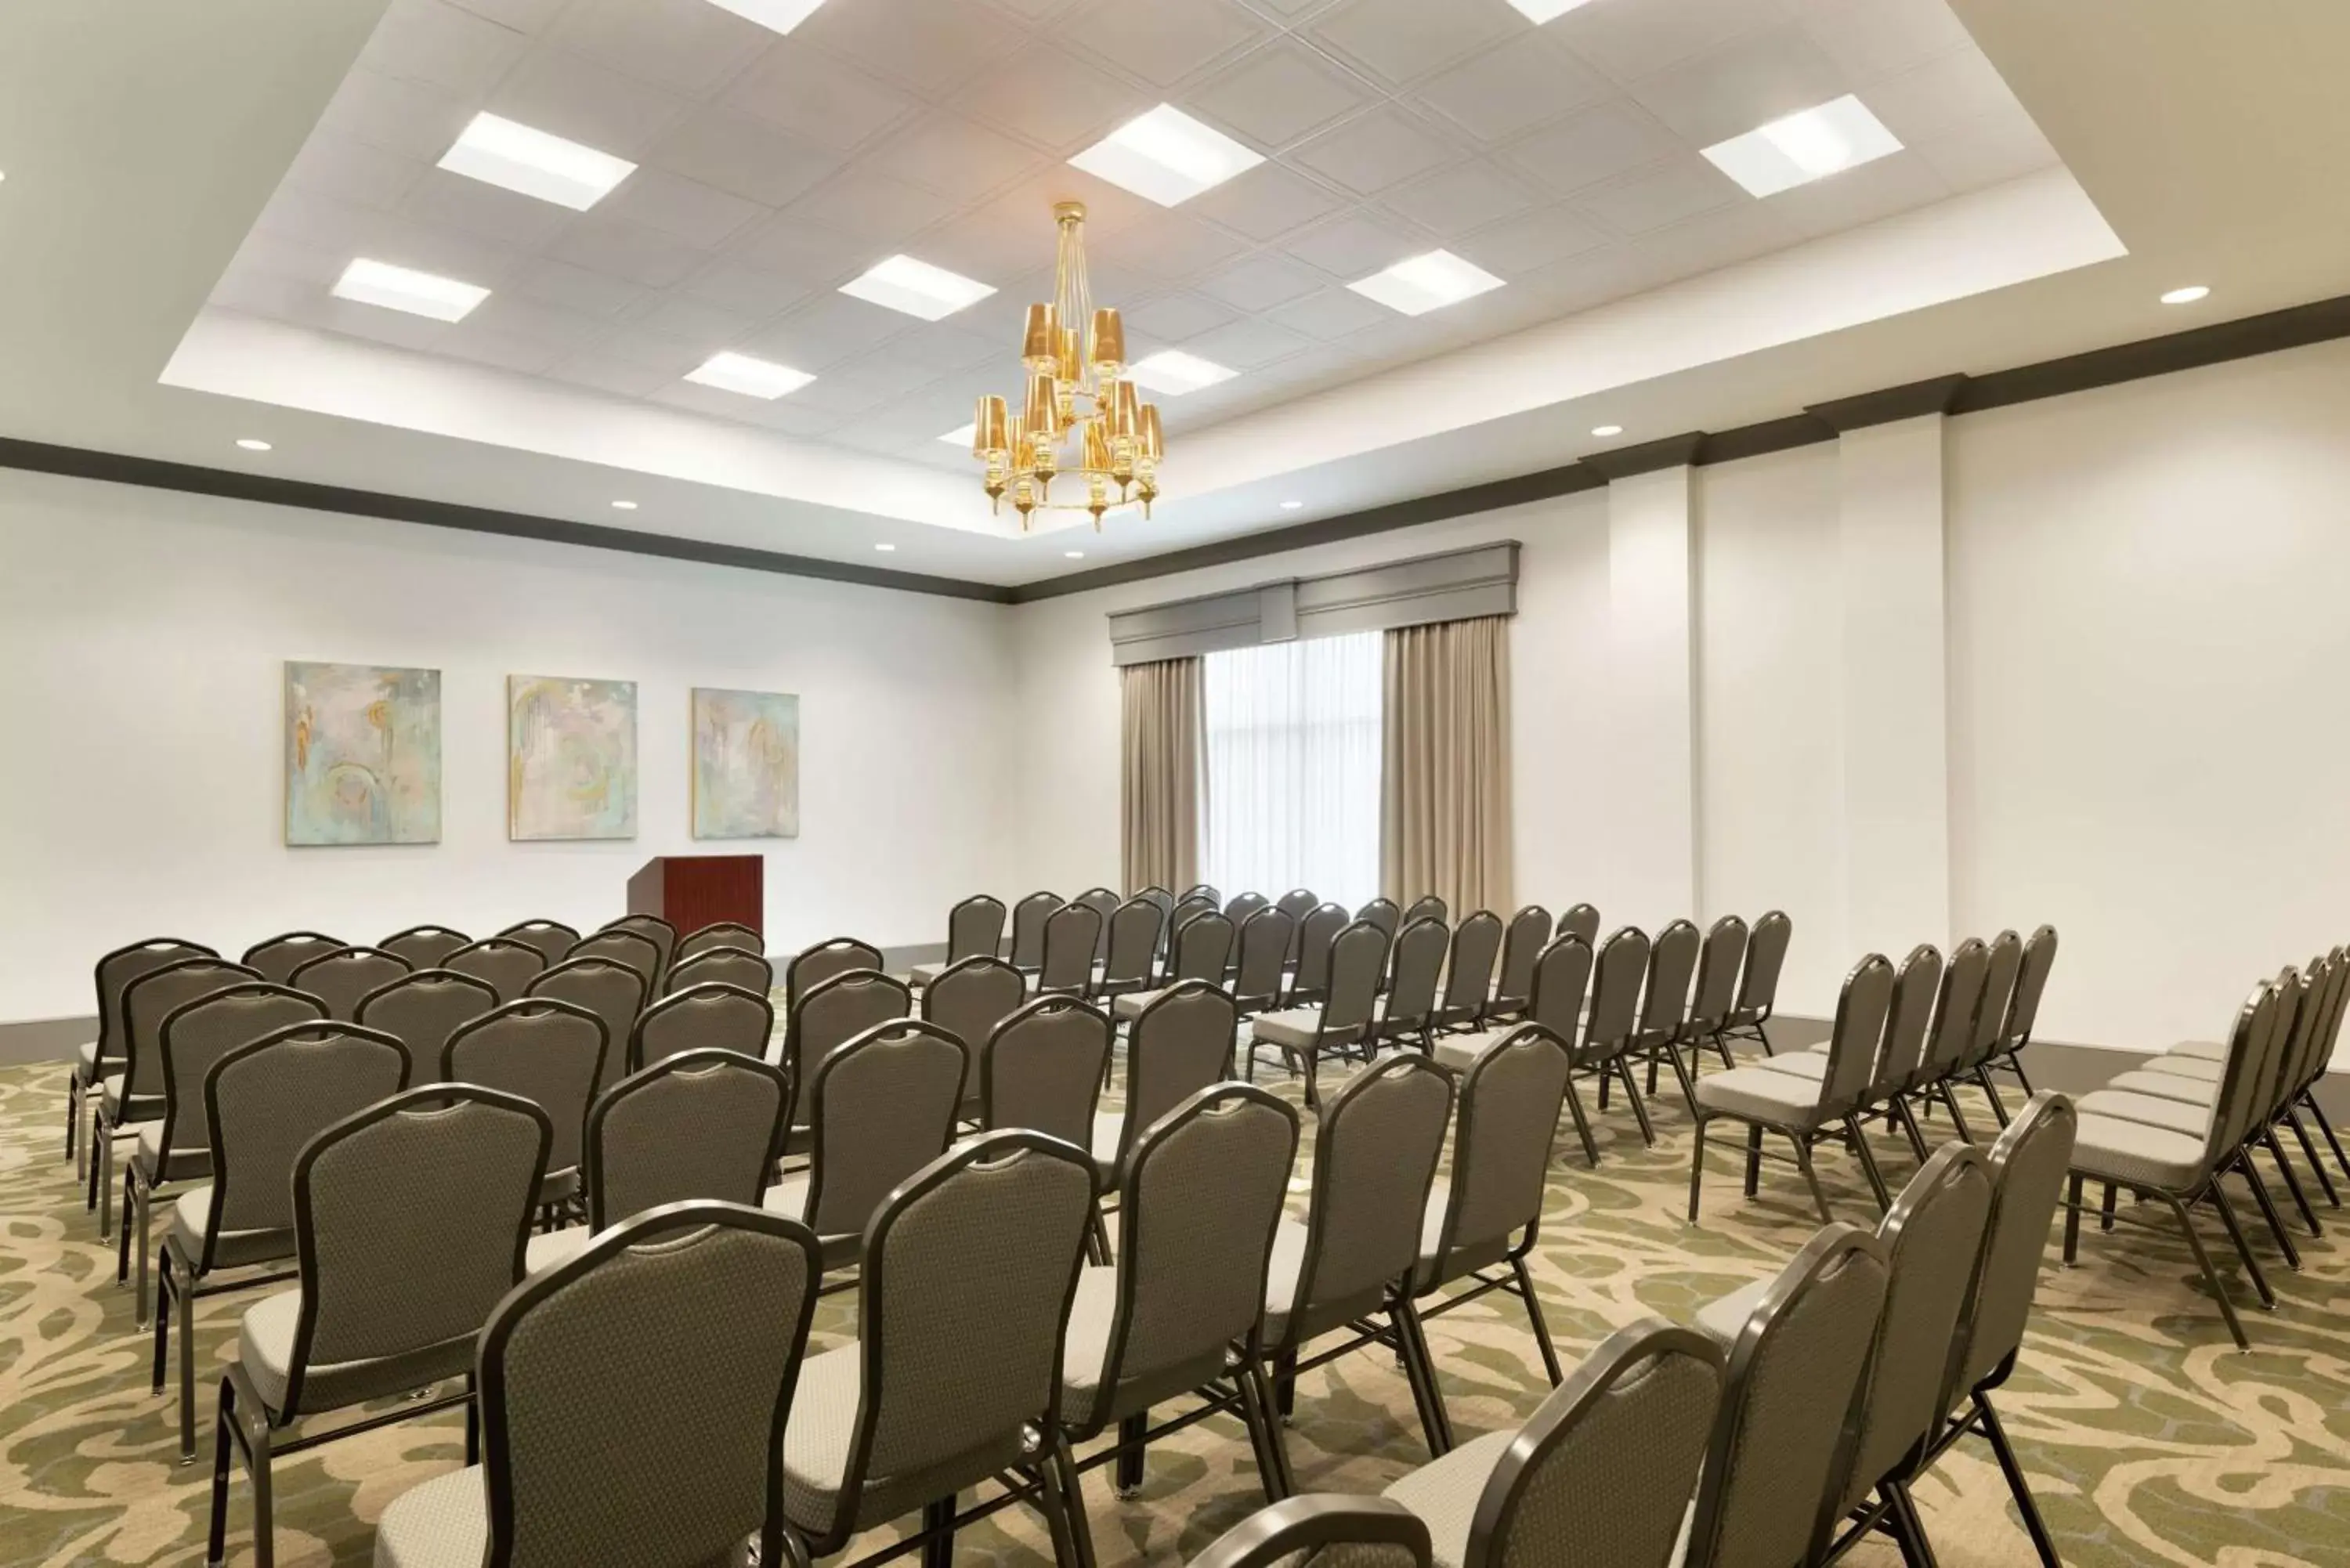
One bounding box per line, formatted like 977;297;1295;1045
1597;456;1700;930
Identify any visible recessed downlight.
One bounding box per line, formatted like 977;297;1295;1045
439;113;635;211
1702;96;1903;198
236;438;273;452
1069;104;1264;208
2161;285;2211;305
875;543;897;552
1279;500;1303;510
1065;551;1086;559
611;500;638;510
333;258;489;322
1592;425;1623;438
685;351;814;399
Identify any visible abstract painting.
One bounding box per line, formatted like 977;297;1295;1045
693;688;799;839
284;662;442;845
508;674;638;841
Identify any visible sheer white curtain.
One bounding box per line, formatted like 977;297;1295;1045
1201;630;1383;911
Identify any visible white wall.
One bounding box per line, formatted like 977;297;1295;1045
0;468;1014;1024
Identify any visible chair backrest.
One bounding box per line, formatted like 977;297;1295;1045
478;1203;821;1568
1964;930;2023;1071
198;1022;410;1267
1914;937;1990;1088
157;983;326;1164
1832;1145;1994;1518
1274;888;1320;947
1074;887;1123;964
945;894;1007;963
920;956;1027;1107
1819;954;1897;1110
585;1050;790;1230
1461;1319;1726;1568
1582;927;1650;1057
1133;887;1177;953
1869;944;1943;1100
1355;898;1401;942
1734;910;1792;1019
379;925;470;969
786;938;886;1011
445;999;608;1178
1557;902;1601;947
359;968;502;1072
1094;1086;1300;1428
982;995;1113;1149
667;945;774;999
1224;891;1271;927
1009;891;1063;970
1401;894;1448;928
598;915;678;988
635;981;776;1074
784;970;909;1107
1231;907;1296;1010
1321;920;1393;1042
1284;1054;1452;1346
287;945;413;1021
1291;902;1350;997
1383;916;1450;1037
1491;905;1553;1012
1438;910;1503;1021
1180;883;1220;906
2254;964;2314;1123
1636;919;1701;1044
92;938;219;1067
121;958;262;1100
2215;976;2290;1154
1170;909;1237;984
443;938;546;1004
240;932;346;986
1430;1026;1573;1277
1526;934;1594;1042
2001;924;2059;1050
1118;982;1239;1169
497;919;581;968
282;1084;551;1416
525;957;647;1095
1687;915;1749;1033
678;920;763;964
568;927;663;986
802;1021;967;1240
1950;1091;2077;1404
1100;897;1166;988
839;1133;1096;1545
1037;901;1104;994
2285;949;2350;1101
1684;1225;1891;1568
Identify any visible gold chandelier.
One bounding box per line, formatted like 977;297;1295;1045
971;201;1162;530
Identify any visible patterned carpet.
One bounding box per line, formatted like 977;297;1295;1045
3;1052;2346;1568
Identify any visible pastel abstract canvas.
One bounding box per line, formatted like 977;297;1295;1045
693;688;799;840
508;674;638;841
284;662;443;845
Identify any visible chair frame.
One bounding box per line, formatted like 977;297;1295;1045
631;978;776;1075
237;932;346;985
582;1047;792;1230
1721;909;1791;1055
797;1019;969;1276
1244;920;1390;1110
1185;1495;1432;1568
378;924;472;970
68;937;219;1178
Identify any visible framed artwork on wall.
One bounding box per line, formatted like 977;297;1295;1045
692;687;799;840
508;674;638;840
284;661;443;845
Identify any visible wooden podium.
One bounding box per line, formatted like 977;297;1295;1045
627;855;763;941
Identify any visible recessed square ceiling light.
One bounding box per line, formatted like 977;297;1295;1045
703;0;830;34
938;422;978;446
685;351;815;399
1505;0;1599;20
437;113;635;211
1702;95;1903;198
1126;349;1238;396
332;258;489;322
1348;250;1506;316
1069;104;1264;208
839;255;996;321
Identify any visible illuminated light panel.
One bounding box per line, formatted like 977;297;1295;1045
840;254;996;321
332;258;489;322
939;422;978;446
703;0;830;34
1126;349;1236;396
2161;285;2211;305
1069;104;1264;208
685;351;814;399
1506;0;1599;20
1702;96;1903;198
438;113;634;210
1349;250;1506;316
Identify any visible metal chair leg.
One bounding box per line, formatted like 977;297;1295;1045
1791;1133;1835;1224
1973;1067;2012;1128
2231;1154;2301;1270
2061;1172;2082;1263
1390;1296;1454;1457
1974;1393;2063;1568
2262;1130;2321;1236
1560;1071;1600;1167
2157;1191;2248;1349
1892;1097;1932;1163
1249;1358;1297;1498
921;1495;957;1568
1233;1361;1287;1504
1935;1082;1977;1145
2204;1182;2276;1311
1510;1253;1564;1386
1052;1433;1100;1568
1885;1479;1943;1568
2285;1110;2341;1206
1611;1057;1656;1146
1687;1119;1708;1224
1743;1123;1763;1198
2301;1093;2350;1182
1846;1116;1892;1213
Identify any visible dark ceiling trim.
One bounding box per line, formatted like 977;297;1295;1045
0;436;1018;605
1806;373;1969;433
1580;431;1707;480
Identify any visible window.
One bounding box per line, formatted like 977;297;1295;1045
1201;630;1383;910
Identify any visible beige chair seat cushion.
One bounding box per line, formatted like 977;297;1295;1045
372;1465;486;1568
761;1175;811;1223
1755;1052;1831;1081
524;1227;593;1275
2165;1039;2226;1062
1691;1064;1830;1129
2070;1113;2209;1190
74;1039;100;1075
1694;1277;1770;1344
781;1342;862;1537
132;1120;211;1183
1380;1427;1513;1568
1059;1266;1119;1429
1432;1028;1507;1074
102;1075;125;1114
2076;1089;2214;1139
2149;1054;2222;1082
1260;1217;1309;1343
240;1292;302;1411
1249;1008;1324;1052
2102;1068;2218;1106
241;1289;475;1416
1113;988;1168;1021
1089;1113;1124;1180
168;1185;291;1272
909;961;949;986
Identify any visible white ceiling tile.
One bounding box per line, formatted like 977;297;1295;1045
1625;197;1798;283
1628;25;1852;147
317;294;461;353
1765;146;1950;238
544;349;680;398
726;213;877;284
1181;164;1347;241
1065;0;1271;88
1289;106;1459;196
624;292;765;349
1123;291;1243;341
868;114;1046;200
547;215;714;288
723;45;920;154
676;260;812;318
1186;39;1378;149
400;167;577;249
1909;109;2059;195
256;186;530;286
912;204;1066;286
281;132;428;212
590;321;717;375
812;352;953;401
1499;103;1679;198
779;376;894;417
1379;159;1543;236
1264;284;1390;338
223;226;353;289
439;326;570;374
647;110;843;208
747;291;916;369
645;379;787;426
1452;201;1612;273
864;323;1002;376
1863;46;2029;146
1788;0;1972;82
444;0;567;32
1574;155;1742;235
1408;36;1612;146
316;69;474;163
779;171;960;245
596;169;766;247
208;268;321;320
1544;0;1784;85
794;0;1029;96
1305;0;1524;89
1093;211;1254;280
463;290;616;350
360;0;530;97
954;44;1148;155
513;257;650;317
1194;252;1326;311
486;46;696;157
1280;211;1425;276
732;398;855;438
1180;315;1317;368
551;0;776;96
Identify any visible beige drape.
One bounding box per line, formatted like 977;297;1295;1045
1120;657;1204;894
1381;616;1512;915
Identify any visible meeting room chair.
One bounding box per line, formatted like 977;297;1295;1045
566;926;664;988
1355;898;1401;945
597;913;678;989
1485;905;1553;1022
1246;919;1390;1108
1678;913;1750;1073
1093;896;1166;1001
1580;927;1655;1148
665;943;773;998
1556;901;1601;947
495;919;580;968
237;932;345;986
1432;910;1502;1032
1377;916;1450;1053
206;1084;551;1568
784;937;887;1013
1401;894;1448;930
378;924;470;970
1954;929;2025;1124
1274;888;1319;956
1036;901;1105;996
1628;918;1701;1115
1180;883;1220;905
443;998;608;1218
1224;891;1271;928
782;970;909;1137
1185;1496;1430;1568
1229;906;1296;1015
287;945;411;1021
92;956;258;1236
1074;887;1123;966
367;1202;822;1568
1903;937;1992;1145
1009;891;1065;977
1444;934;1598;1165
68;937;217;1178
356;968;501;1076
154;1021;410;1461
920;955;1027;1117
1287;901;1350;1007
631;980;775;1074
523;956;645;1097
911;893;1007;985
1091;981;1239;1190
1720;909;1792;1055
677;919;762;964
440;937;544;1004
984;996;1115;1168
